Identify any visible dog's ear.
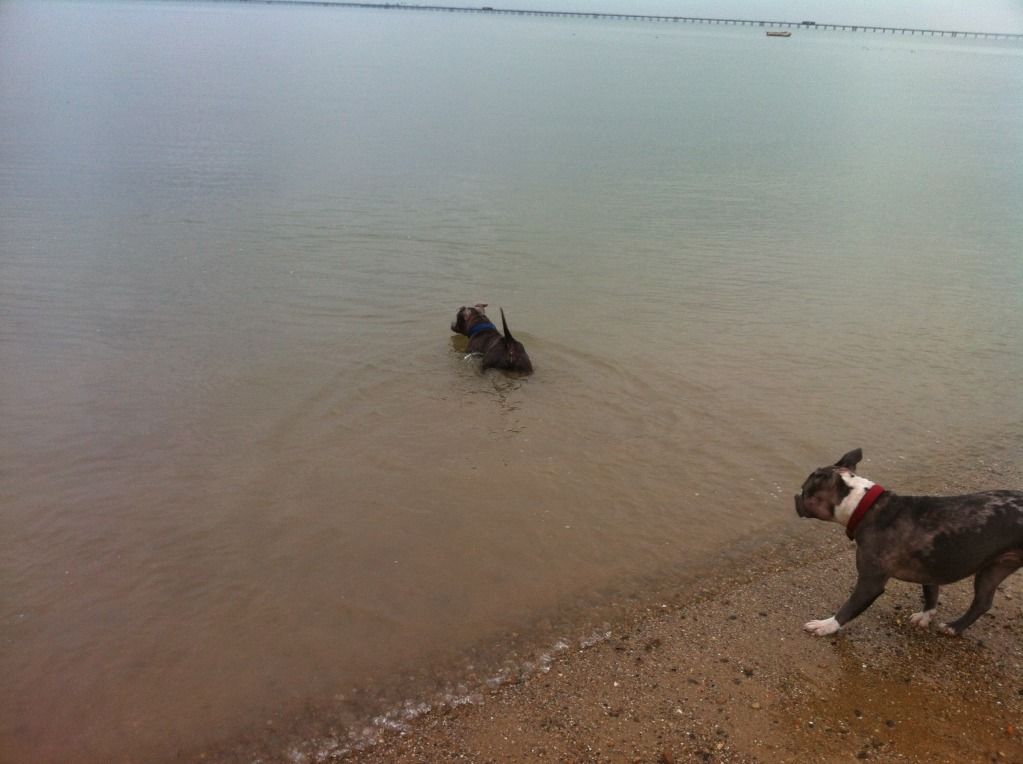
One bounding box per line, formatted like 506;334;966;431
835;448;863;470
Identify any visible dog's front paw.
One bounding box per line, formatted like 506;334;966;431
908;609;936;628
936;622;961;637
804;617;841;636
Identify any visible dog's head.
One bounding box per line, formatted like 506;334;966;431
451;303;490;335
794;448;863;521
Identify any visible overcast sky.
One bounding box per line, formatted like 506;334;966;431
439;1;1023;33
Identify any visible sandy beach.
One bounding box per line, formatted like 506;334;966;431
331;456;1023;764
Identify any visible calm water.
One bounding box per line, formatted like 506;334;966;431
2;2;1022;761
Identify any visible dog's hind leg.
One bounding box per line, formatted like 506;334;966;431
939;552;1021;636
909;584;940;628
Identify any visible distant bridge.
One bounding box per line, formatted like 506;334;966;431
245;1;1023;41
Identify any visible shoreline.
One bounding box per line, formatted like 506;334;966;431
206;446;1023;763
343;532;1022;763
340;449;1020;763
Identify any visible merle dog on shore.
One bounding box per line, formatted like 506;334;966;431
450;304;532;374
795;448;1023;636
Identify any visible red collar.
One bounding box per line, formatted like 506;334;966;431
845;483;886;540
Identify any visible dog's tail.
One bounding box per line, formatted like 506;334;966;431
499;308;523;342
500;308;515;340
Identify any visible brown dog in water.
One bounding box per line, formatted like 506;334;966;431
450;304;532;374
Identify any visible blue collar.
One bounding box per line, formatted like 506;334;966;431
467;322;497;337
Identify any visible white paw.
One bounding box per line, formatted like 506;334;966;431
937;623;959;637
908;609;936;628
804;616;841;636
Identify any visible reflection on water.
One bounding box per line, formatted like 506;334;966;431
1;2;1022;761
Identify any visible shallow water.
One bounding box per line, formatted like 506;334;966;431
2;2;1022;761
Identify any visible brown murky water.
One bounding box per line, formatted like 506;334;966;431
2;3;1021;761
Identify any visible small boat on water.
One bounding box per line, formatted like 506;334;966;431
766;30;792;37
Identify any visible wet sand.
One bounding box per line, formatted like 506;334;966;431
338;543;1021;763
195;453;1023;764
337;461;1023;764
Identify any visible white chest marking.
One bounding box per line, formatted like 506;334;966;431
834;474;876;527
